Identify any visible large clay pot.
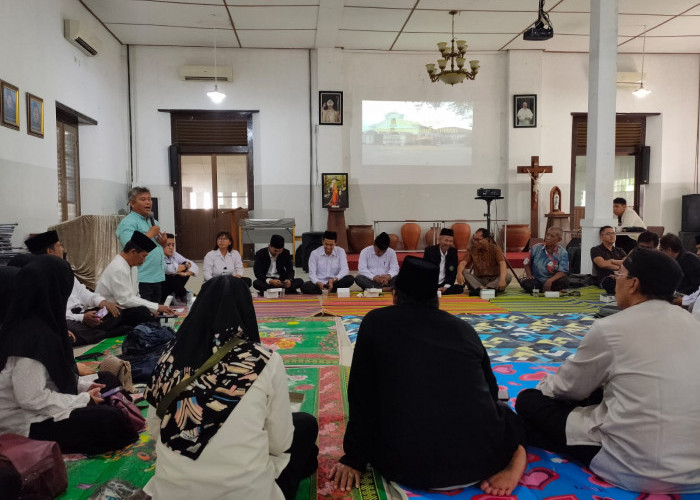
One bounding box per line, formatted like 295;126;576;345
401;222;421;250
425;227;440;247
347;225;374;253
388;233;399;250
500;224;531;252
451;222;471;250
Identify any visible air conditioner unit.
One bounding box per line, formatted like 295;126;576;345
64;19;101;56
616;72;644;86
179;65;233;82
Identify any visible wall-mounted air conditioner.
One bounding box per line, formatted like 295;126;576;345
179;65;233;82
64;19;101;56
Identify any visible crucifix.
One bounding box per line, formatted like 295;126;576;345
517;156;552;239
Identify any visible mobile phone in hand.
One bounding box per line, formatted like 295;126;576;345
100;386;123;398
95;307;108;319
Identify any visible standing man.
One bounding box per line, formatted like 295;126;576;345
590;226;627;294
521;226;569;293
161;233;199;303
456;228;511;295
300;231;354;294
96;231;174;325
659;233;700;295
116;187;167;304
355;232;399;292
329;257;526;496
253;234;303;295
22;230;123;346
423;228;464;295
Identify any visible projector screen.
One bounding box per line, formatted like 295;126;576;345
362;100;473;167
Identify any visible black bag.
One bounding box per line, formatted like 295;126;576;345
567;273;596;288
119;323;175;383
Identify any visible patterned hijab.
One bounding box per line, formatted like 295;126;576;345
145;275;270;459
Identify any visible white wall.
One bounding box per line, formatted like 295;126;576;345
130;46;312;237
0;0;130;246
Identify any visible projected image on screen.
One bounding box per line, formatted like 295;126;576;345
362;100;473;166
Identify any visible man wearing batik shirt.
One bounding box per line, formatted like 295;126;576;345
521;226;569;293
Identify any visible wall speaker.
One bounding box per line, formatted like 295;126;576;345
301;232;325;272
681;194;700;232
679;231;700;253
639;145;650;185
168;145;180;187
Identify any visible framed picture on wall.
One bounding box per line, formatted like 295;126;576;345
322;173;349;208
513;94;537;128
26;93;44;138
319;91;343;125
1;81;20;130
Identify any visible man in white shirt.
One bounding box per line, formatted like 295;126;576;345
515;249;700;493
161;233;199;303
96;231;174;326
300;231;354;294
613;197;647;253
355;232;399;292
23;230;122;346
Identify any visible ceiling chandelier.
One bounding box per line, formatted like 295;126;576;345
426;10;480;85
633;26;651;98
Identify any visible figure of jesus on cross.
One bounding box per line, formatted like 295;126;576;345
517;156;552;239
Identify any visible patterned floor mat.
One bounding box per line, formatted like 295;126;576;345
489;286;606;314
321;295;507;317
254;296;324;317
259;318;340;365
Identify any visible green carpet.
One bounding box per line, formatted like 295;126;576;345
489;285;606;314
259;318;340;365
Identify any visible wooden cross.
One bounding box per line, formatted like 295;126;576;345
517;156;552;239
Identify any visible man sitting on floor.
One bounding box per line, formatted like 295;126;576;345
423;228;464;295
329;257;526;496
253;234;303;295
23;230;123;346
659;233;700;295
300;231;354;294
590;226;626;294
521;227;569;293
161;233;199;303
636;230;659;250
515;249;700;493
96;231;174;325
456;228;511;295
355;232;399;292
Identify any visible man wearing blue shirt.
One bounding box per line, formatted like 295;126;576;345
521;226;569;293
116;187;167;303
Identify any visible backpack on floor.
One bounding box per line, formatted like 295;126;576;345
119;323;175;383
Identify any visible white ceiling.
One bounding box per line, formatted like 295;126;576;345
80;0;700;53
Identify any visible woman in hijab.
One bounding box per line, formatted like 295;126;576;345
0;255;139;454
144;275;318;500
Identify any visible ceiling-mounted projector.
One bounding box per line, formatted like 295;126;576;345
524;0;554;41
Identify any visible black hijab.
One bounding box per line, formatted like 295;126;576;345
168;275;260;370
0;266;20;326
0;255;78;394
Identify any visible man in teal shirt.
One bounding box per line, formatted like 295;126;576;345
116;186;167;303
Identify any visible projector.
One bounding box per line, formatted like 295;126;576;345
523;26;553;41
477;188;502;198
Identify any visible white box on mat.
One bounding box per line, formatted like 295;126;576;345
337;288;350;298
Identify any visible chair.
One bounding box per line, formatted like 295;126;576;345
646;226;664;238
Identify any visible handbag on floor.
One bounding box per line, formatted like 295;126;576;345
0;433;68;499
106;392;147;434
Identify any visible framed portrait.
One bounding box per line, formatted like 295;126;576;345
1;81;20;130
319;91;343;125
513;94;537;128
322;173;349;209
26;93;44;138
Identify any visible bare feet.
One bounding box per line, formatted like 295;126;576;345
479;445;527;496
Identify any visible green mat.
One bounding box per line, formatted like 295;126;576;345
489;285;606;314
259;318;340;365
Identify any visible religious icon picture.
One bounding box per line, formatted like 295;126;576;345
26;93;44;138
322;173;349;209
1;80;20;131
319;91;343;125
513;94;537;128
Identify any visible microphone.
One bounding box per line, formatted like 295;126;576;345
147;211;156;227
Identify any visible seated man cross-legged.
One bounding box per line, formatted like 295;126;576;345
515;249;700;493
253;235;303;295
329;257;526;496
635;230;659;250
590;226;626;294
521;227;569;294
355;232;399;292
456;228;511;295
422;228;464;295
161;233;199;304
300;231;355;294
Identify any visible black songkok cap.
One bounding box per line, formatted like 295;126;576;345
323;231;337;241
130;231;157;253
25;230;59;254
395;256;439;301
374;232;390;251
624;248;682;300
270;234;285;249
440;228;454;237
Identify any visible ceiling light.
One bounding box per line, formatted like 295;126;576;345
633;26;651;98
208;32;226;103
425;11;479;86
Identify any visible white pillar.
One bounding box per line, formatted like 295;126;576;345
580;0;618;274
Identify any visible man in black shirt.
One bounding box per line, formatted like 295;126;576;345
252;235;303;295
660;233;700;295
329;257;526;496
590;226;627;294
